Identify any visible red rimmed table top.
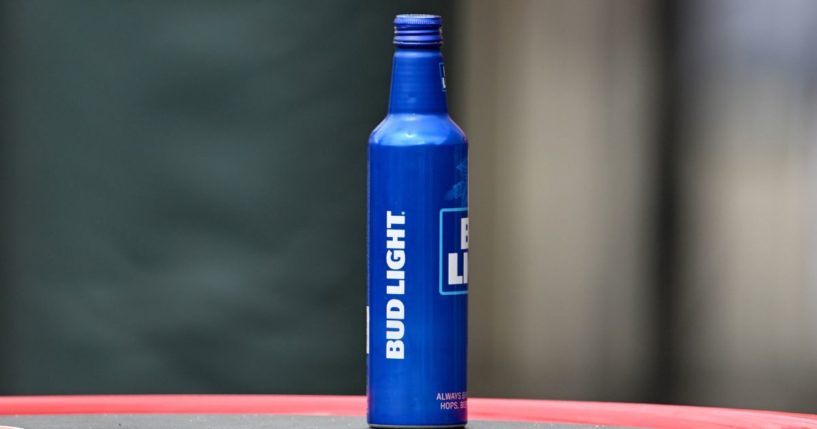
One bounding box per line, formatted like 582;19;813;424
1;395;816;429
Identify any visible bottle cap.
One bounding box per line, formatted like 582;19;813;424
394;14;442;47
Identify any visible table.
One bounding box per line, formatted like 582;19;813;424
1;395;816;428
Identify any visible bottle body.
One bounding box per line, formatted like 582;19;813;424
367;115;468;428
367;15;468;428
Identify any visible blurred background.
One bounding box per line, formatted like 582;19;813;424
2;0;817;414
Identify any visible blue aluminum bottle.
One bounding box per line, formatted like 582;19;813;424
367;14;468;428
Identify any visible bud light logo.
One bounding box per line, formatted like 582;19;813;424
439;207;468;295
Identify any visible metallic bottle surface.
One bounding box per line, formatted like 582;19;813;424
367;14;468;428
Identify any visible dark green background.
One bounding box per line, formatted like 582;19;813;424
1;0;455;394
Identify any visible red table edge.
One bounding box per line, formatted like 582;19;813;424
1;395;816;429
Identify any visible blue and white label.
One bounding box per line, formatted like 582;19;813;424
368;140;468;426
439;208;468;295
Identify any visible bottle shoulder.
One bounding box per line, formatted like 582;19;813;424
369;114;467;146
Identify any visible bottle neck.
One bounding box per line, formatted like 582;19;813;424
388;47;448;115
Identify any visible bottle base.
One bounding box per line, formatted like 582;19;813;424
369;424;466;429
